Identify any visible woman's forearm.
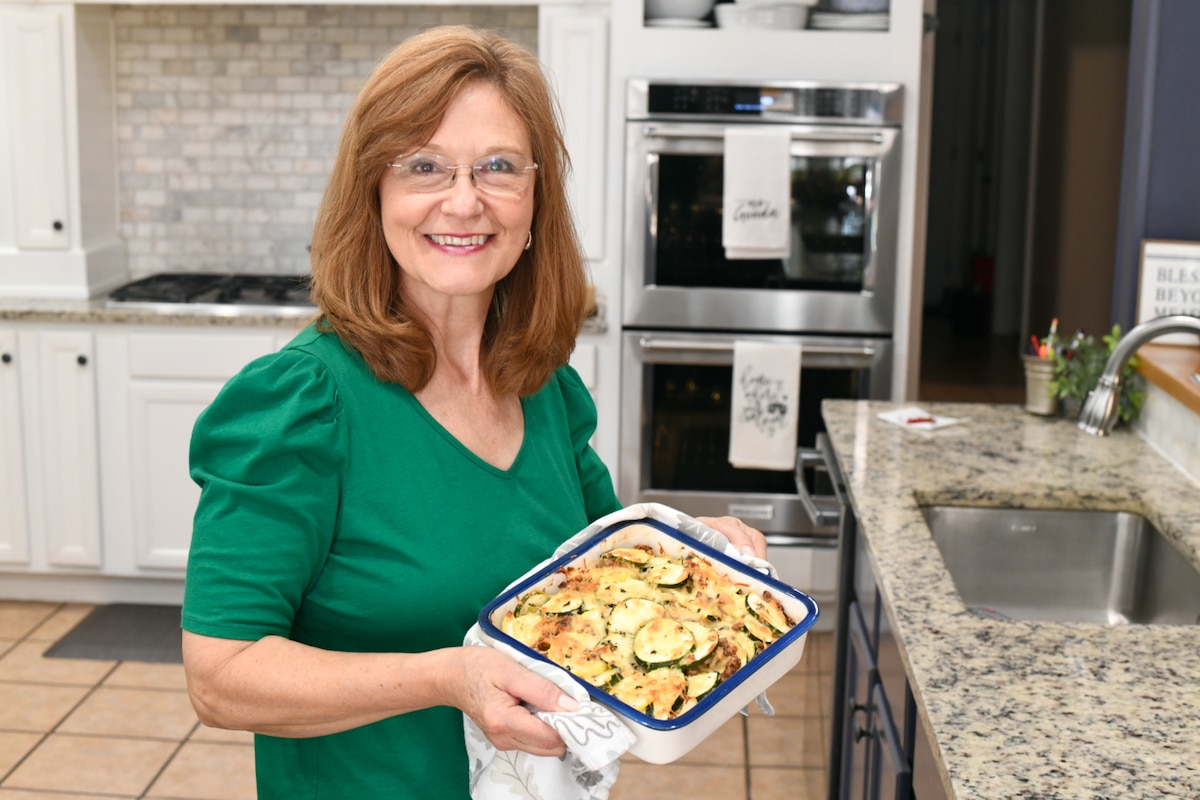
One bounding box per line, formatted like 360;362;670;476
182;632;456;738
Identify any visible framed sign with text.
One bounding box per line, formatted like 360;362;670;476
1136;240;1200;344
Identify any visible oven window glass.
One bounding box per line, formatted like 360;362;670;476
653;154;871;291
648;362;858;493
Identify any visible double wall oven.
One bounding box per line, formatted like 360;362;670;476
618;79;903;607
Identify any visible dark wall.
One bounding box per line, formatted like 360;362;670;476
1112;0;1200;328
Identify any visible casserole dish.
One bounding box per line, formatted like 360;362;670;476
477;517;819;764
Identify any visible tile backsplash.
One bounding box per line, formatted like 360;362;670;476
114;5;538;278
1134;383;1200;485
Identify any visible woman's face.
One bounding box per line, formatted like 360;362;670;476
379;80;535;315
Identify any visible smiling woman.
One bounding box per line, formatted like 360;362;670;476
179;26;619;800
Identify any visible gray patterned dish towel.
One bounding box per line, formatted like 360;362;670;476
464;503;778;800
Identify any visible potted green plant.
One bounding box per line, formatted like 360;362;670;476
1050;324;1146;425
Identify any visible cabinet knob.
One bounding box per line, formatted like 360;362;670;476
53;220;64;231
1;353;11;364
77;354;88;366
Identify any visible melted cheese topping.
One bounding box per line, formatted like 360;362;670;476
499;538;796;720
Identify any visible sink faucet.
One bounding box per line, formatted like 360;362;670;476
1078;314;1200;436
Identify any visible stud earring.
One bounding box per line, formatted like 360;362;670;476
524;231;532;251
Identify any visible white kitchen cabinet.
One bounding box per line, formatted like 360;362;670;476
539;6;609;262
28;329;102;568
0;329;30;565
96;328;285;575
0;3;124;299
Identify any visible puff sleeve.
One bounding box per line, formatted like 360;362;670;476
182;348;347;641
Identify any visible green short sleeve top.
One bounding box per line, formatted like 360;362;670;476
182;323;622;799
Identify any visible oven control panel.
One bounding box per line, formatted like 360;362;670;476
630;79;903;125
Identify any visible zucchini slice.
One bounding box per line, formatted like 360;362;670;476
516;591;551;616
601;546;652;566
607;598;665;634
633;618;695;669
645;558;690;587
678;620;720;666
747;592;793;635
539;592;583;615
742;612;777;644
686;670;720;701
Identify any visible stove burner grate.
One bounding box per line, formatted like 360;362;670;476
108;273;314;308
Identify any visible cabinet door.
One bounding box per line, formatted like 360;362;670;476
840;601;875;800
121;331;278;572
538;7;608;260
0;330;30;564
37;331;101;567
1;7;70;250
127;381;222;570
868;683;913;800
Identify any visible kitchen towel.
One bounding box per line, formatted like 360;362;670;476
464;503;777;800
729;340;802;471
722;126;792;260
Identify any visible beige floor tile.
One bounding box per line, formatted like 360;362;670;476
0;641;13;660
810;632;835;675
749;669;826;718
146;741;256;800
0;731;42;776
610;762;746;800
3;733;177;796
0;642;115;686
746;715;828;769
674;714;744;766
0;791;133;799
189;723;255;744
58;687;198;740
105;660;189;691
750;766;828;800
0;603;58;641
26;604;95;643
0;682;90;732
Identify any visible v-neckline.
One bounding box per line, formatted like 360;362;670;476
404;391;528;475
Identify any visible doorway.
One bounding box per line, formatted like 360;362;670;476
918;0;1133;403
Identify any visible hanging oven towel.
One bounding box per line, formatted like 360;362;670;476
728;340;802;471
722;126;792;260
464;503;778;800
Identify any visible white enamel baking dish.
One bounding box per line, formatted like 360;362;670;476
477;517;820;764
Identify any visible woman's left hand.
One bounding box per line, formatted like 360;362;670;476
695;516;768;560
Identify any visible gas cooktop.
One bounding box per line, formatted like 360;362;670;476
106;272;317;317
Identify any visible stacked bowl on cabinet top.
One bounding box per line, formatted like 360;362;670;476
642;0;889;30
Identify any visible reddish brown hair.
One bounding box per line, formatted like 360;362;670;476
309;25;588;396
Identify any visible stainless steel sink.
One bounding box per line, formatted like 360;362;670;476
920;506;1200;625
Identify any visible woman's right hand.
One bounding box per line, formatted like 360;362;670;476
449;646;579;756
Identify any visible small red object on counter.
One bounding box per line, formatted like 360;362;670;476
906;416;935;425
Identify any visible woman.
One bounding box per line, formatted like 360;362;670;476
181;25;766;799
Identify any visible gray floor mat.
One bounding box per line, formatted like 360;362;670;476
44;603;183;663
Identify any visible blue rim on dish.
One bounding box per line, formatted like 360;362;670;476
478;517;820;731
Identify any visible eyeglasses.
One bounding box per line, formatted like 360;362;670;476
386;152;538;197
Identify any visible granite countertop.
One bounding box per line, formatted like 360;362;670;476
0;296;315;328
0;296;608;334
822;400;1200;799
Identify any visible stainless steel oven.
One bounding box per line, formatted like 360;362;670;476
618;329;890;617
623;79;903;335
619;329;890;540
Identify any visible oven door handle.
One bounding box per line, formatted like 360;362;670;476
795;442;842;527
640;125;886;144
637;337;876;359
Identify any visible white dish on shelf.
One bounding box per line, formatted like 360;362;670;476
645;0;717;21
809;10;889;29
646;17;713;27
715;2;811;29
